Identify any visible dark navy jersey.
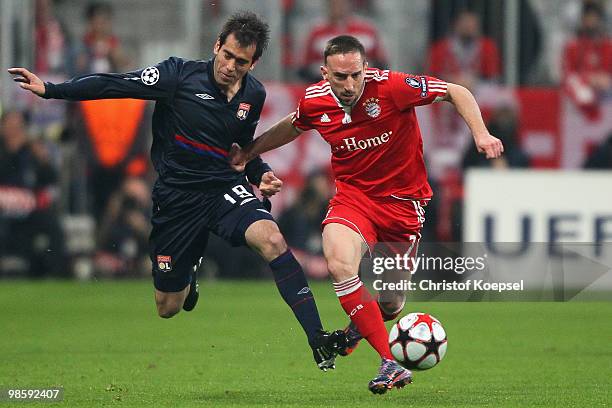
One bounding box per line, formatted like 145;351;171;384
43;57;271;190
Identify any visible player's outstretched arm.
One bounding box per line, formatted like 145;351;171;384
8;68;46;97
11;58;178;102
443;83;504;159
230;113;301;172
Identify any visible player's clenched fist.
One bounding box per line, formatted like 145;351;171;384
229;143;248;172
7;68;46;97
475;133;504;159
259;171;283;197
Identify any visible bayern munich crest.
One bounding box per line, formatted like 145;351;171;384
363;97;381;118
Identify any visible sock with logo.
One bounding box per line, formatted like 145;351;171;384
334;276;393;359
269;250;323;346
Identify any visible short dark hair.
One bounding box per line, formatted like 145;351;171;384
582;2;604;18
85;2;113;21
218;11;270;62
324;35;366;64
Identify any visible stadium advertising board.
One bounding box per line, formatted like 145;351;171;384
464;170;612;293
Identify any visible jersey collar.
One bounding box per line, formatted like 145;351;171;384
330;80;366;122
206;57;249;104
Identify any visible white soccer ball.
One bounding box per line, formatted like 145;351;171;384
388;312;447;370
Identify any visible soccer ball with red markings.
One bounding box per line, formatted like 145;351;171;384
388;312;447;370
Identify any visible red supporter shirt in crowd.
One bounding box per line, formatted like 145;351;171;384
427;37;500;80
292;68;447;199
303;18;387;68
562;35;612;119
563;36;612;82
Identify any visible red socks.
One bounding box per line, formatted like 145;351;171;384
333;276;392;360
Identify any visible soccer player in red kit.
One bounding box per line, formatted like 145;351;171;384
231;35;503;393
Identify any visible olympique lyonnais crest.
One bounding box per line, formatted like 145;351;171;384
237;103;251;120
363;97;381;118
157;255;172;272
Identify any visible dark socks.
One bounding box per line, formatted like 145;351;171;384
269;250;323;346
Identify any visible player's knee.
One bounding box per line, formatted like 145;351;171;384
379;296;405;320
262;232;288;259
155;295;182;318
327;258;356;281
157;303;181;319
268;231;287;252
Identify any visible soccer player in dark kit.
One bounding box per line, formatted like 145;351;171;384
9;11;346;370
230;35;503;393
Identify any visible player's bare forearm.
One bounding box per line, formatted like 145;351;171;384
443;83;488;139
443;83;504;159
243;114;301;161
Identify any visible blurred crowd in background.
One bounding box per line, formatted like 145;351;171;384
0;0;610;280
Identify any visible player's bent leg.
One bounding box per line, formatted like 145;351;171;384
339;295;406;357
155;285;189;318
322;223;365;282
375;249;407;320
149;182;211;314
245;219;288;262
323;223;395;363
322;224;365;356
379;293;406;321
245;219;346;370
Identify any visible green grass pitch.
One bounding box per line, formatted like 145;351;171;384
1;280;610;407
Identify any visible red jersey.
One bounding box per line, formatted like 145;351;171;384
292;68;447;199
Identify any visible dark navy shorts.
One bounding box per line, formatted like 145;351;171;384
149;178;274;292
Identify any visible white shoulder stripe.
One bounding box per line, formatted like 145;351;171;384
365;74;389;82
305;90;333;99
365;68;389;75
306;85;331;95
305;89;331;97
306;82;330;91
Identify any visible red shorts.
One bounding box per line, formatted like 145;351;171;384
322;182;428;251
